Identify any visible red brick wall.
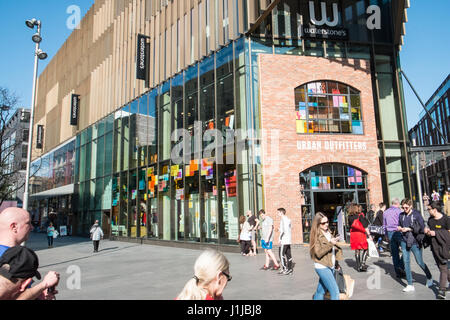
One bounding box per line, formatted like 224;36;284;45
258;54;383;244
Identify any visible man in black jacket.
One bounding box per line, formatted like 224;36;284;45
425;202;450;300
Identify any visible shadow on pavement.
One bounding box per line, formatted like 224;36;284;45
26;232;91;252
39;245;137;269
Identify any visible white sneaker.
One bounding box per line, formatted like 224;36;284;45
426;279;434;288
403;285;415;292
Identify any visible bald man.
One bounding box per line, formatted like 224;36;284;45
0;208;34;256
0;208;60;300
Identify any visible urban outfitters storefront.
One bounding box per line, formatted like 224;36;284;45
30;0;410;246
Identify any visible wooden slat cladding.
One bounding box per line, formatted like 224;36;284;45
33;0;260;159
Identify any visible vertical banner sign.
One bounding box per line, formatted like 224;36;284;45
136;34;149;81
70;94;80;126
36;125;44;149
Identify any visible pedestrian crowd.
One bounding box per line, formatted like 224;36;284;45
1;194;448;301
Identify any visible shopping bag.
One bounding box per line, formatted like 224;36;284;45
325;267;354;300
343;275;355;298
53;230;59;239
368;238;379;258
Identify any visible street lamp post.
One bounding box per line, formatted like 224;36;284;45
23;19;47;213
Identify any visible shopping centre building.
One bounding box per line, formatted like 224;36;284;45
29;0;411;246
409;75;450;196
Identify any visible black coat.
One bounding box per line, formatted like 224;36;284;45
430;229;450;265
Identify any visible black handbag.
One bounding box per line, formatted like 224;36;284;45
334;266;347;294
369;225;385;235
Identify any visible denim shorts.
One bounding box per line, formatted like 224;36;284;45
261;240;273;250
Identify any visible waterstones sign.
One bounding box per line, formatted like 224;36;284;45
70;94;80;126
303;1;348;40
36;125;44;150
302;0;381;40
136;34;150;80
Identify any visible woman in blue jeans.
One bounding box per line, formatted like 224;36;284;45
398;199;433;292
310;212;343;300
47;222;55;248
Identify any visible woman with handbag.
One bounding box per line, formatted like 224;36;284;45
310;212;343;300
371;203;386;252
348;204;372;272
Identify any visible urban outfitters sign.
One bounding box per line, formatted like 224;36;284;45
297;140;367;152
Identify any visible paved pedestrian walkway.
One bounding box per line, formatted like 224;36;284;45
26;232;445;300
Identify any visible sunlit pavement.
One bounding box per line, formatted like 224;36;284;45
26;232;445;300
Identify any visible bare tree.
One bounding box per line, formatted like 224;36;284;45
0;87;27;207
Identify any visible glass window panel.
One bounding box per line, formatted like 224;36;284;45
96;136;104;177
102;175;112;210
95;178;103;210
111;174;120;236
106;114;114;133
159;82;171;161
128;170;138;237
113;109;122;173
341;121;352;133
375;55;392;73
305;40;324;57
148;90;158;164
297;81;363;134
98;119;105;137
122;105;130;171
352;121;363;134
347;45;370;60
85;142;92;181
201;158;218;243
119;172;128;237
92;123;98;141
326;41;345;58
137;94;149;167
378;73;401;141
328;120;340;133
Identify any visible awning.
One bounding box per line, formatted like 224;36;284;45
30;184;75;200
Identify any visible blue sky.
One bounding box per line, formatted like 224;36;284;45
0;0;449;130
0;0;94;107
400;0;450;129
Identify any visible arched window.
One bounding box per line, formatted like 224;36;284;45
295;81;363;134
299;163;368;191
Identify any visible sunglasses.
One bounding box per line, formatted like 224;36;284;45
222;271;232;282
402;206;410;210
320;221;329;225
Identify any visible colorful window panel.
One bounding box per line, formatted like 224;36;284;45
294;81;363;135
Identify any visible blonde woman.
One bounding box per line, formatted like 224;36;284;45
310;212;343;300
177;249;232;300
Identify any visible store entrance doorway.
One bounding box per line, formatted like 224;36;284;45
313;191;357;235
300;163;369;243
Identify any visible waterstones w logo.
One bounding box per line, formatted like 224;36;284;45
309;1;339;27
308;0;382;30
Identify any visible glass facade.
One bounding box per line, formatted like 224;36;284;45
30;140;76;195
31;1;409;244
75;39;253;244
